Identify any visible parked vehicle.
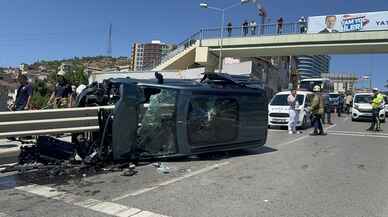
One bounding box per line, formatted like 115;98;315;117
299;78;334;93
268;90;314;129
352;93;386;122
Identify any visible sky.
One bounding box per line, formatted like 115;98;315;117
0;0;387;89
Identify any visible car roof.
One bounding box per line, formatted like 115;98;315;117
354;93;373;96
275;90;313;95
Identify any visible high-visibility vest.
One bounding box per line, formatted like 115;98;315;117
372;93;384;109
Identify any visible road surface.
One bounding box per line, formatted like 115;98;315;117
1;115;388;217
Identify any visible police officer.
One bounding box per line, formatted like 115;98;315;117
367;88;384;131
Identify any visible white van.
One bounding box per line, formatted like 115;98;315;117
352;93;386;122
268;90;314;129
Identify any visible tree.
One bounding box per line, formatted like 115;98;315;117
30;79;50;109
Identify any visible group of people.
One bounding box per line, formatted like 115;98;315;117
287;85;326;136
9;71;79;112
287;86;386;135
226;16;307;38
227;20;257;37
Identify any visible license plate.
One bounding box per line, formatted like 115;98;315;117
273;118;287;123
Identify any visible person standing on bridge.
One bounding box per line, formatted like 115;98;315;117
227;22;233;37
242;20;249;36
277;17;283;34
298;16;307;33
250;20;257;35
311;85;325;136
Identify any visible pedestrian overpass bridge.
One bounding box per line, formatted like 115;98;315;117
153;29;388;71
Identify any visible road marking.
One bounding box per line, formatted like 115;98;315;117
112;161;230;201
274;124;337;148
329;130;388;137
329;132;388;138
16;184;169;217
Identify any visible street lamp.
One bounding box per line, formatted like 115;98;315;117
200;0;251;73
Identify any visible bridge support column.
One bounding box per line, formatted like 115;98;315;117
195;47;219;72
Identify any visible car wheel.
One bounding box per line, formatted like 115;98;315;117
381;118;386;123
268;125;271;129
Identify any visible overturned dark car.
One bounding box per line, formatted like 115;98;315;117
12;73;268;170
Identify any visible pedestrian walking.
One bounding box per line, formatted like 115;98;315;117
322;92;333;125
367;88;384;131
287;89;301;134
242;20;249;36
337;94;344;117
277;17;283;34
345;93;353;114
250;20;257;35
10;74;32;111
227;22;233;37
298;16;307;33
48;70;73;108
310;85;325;136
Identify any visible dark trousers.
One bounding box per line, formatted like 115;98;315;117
312;114;324;133
323;107;331;124
369;108;380;130
337;105;342;117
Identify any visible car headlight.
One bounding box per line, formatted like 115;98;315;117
354;104;359;110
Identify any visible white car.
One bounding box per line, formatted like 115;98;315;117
352;93;386;122
268;90;314;129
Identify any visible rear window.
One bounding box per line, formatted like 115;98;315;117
354;95;372;104
270;94;304;106
329;94;339;98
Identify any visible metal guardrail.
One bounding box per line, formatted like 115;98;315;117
0;106;114;138
200;23;304;39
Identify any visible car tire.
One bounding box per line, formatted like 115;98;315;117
381;118;386;123
268;125;271;129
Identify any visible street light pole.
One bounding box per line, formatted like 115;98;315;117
200;0;251;73
219;10;225;73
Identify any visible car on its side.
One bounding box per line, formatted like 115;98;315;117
352;93;386;123
268;90;314;129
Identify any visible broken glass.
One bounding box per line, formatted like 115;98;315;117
137;88;178;157
188;97;239;146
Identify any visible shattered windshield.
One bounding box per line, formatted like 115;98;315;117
137;87;178;157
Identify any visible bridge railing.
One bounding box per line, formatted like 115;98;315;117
200;22;303;39
153;31;202;69
153;22;303;69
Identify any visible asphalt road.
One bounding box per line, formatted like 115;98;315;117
1;115;388;217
